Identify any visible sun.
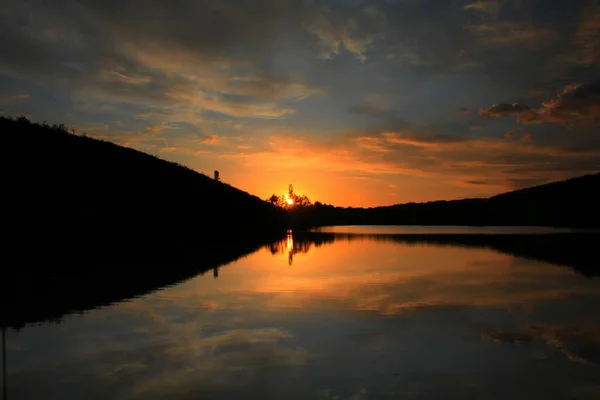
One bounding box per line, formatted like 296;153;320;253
286;197;294;206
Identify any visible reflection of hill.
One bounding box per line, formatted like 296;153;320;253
0;242;268;330
293;232;600;278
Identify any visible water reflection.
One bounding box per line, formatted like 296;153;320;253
3;230;600;399
270;231;600;277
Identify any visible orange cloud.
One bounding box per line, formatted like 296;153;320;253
213;124;600;206
200;135;219;145
146;125;163;133
480;83;600;127
537;83;600;126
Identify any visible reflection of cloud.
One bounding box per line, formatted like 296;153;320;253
483;330;533;345
252;240;600;316
483;324;600;364
123;328;307;397
522;324;600;364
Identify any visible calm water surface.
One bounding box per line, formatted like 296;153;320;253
311;225;593;234
4;230;600;399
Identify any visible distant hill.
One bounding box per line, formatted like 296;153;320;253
290;173;600;228
2;116;285;265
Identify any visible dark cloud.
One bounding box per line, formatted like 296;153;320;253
466;22;553;47
0;0;322;120
465;180;488;185
482;82;600;126
456;107;470;119
479;102;531;118
537;82;600;125
483;330;533;345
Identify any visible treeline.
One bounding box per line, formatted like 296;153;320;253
286;173;600;229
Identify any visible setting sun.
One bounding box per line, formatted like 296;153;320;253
286;197;294;206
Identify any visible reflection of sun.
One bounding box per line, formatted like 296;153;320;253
286;197;294;206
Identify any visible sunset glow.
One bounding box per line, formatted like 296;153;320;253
1;1;599;206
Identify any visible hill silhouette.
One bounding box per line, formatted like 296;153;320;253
289;173;600;229
2;116;286;266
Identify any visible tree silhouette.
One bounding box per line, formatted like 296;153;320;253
266;184;312;209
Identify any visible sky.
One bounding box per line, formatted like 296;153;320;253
1;0;599;207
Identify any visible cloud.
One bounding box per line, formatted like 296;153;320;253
463;1;502;17
0;0;323;122
505;131;515;139
561;6;600;66
479;102;531;118
200;135;219;145
12;94;30;100
521;133;533;142
349;94;392;117
465;180;488;185
303;7;380;62
467;22;552;46
146;125;163;133
536;82;600;126
483;83;600;127
457;106;469;114
221;125;600;198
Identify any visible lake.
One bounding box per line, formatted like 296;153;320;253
3;228;600;399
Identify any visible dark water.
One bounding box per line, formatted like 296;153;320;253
3;229;600;399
